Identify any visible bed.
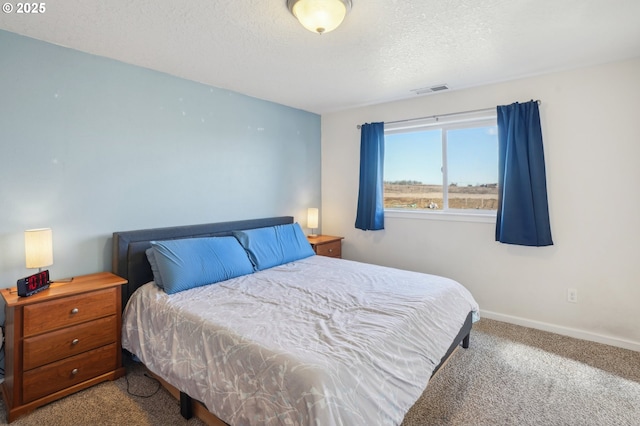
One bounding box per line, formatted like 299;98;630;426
113;216;479;425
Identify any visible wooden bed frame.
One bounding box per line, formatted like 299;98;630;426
112;216;473;424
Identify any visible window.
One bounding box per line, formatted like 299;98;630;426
384;110;498;217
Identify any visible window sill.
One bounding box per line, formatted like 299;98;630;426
385;209;496;224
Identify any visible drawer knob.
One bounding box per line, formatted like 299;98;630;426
72;338;79;345
71;308;79;315
71;368;79;376
328;249;333;253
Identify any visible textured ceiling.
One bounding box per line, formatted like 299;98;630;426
1;0;639;114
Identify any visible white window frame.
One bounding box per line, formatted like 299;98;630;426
384;109;498;223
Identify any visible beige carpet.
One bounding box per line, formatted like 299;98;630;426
1;318;638;425
402;319;640;426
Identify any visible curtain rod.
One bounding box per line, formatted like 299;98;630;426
356;99;541;129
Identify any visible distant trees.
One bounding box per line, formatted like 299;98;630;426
384;180;423;185
384;180;498;188
450;182;498;188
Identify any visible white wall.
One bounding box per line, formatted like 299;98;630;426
321;58;640;350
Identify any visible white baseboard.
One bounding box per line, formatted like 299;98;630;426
480;310;640;352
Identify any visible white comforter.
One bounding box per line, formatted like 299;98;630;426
122;255;479;426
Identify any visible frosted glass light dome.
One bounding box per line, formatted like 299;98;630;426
288;0;352;34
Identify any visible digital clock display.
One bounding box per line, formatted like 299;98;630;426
17;270;50;297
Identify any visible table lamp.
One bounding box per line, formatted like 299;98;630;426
25;228;53;272
307;208;319;237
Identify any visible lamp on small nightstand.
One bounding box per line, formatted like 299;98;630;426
25;228;53;272
307;208;319;237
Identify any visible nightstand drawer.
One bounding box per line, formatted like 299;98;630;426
23;343;117;403
23;315;117;370
315;240;342;258
23;287;117;336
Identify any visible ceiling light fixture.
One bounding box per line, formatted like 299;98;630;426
287;0;352;35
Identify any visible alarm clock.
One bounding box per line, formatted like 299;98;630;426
17;270;50;297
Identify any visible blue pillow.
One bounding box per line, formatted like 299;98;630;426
150;236;254;294
233;223;315;271
145;248;164;289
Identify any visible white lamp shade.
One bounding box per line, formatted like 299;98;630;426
25;228;53;269
289;0;350;34
307;208;319;229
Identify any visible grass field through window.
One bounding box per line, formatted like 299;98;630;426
384;183;498;210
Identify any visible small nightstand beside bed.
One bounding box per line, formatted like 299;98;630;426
113;216;479;426
1;273;127;423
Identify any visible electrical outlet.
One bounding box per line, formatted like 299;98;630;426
567;288;578;303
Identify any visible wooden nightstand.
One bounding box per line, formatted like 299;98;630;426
1;272;127;423
307;235;344;259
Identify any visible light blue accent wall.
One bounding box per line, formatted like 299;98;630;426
0;30;321;311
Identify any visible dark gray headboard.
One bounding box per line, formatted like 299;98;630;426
112;216;294;308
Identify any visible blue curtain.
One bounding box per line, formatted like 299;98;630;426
496;101;553;246
355;122;385;231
